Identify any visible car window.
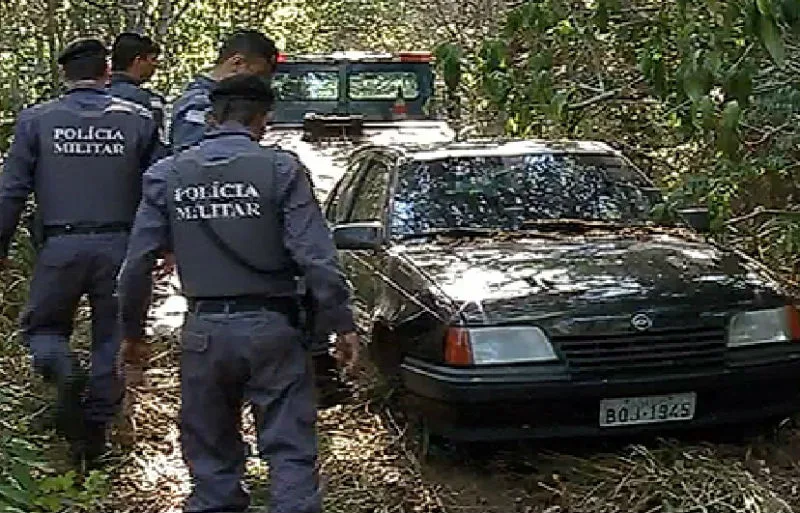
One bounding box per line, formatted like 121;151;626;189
348;71;420;100
389;153;659;237
324;179;342;223
331;156;368;224
273;71;339;100
348;155;392;222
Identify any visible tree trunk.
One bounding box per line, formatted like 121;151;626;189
46;0;59;89
155;0;173;38
121;0;139;31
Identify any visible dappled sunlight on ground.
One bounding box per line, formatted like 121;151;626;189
112;362;189;513
98;270;800;513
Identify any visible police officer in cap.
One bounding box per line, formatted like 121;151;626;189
0;38;160;466
170;28;278;153
117;74;359;513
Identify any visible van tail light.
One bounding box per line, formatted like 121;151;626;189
445;327;473;365
398;51;432;62
786;305;800;341
391;85;407;120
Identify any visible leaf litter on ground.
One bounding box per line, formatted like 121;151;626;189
3;264;800;512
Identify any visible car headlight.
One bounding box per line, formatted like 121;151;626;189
727;306;800;348
444;326;558;365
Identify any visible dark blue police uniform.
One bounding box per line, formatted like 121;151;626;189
171;73;332;369
0;40;160;459
108;72;170;160
169;75;215;152
117;113;356;512
108;71;166;134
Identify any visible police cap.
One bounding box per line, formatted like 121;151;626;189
57;38;108;66
210;74;275;104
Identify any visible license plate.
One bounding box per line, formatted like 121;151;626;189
599;392;696;427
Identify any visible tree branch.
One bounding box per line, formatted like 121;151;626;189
567;78;646;110
172;0;195;26
744;122;791;148
80;0;119;33
725;207;800;226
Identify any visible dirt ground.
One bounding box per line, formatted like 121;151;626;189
107;344;800;513
95;279;800;513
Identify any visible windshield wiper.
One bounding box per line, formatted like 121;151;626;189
397;227;501;241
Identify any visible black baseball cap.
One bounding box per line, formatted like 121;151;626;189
57;38;108;66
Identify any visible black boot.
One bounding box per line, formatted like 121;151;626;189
84;421;111;461
54;367;89;443
71;421;111;471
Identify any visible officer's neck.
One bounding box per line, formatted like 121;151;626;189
113;70;144;84
66;78;106;91
214;121;259;139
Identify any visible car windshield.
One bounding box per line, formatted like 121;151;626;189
390;153;661;237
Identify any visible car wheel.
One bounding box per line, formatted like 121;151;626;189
411;416;453;464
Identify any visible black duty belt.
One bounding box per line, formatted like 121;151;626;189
44;223;130;238
187;295;299;318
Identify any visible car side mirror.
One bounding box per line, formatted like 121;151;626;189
678;207;711;233
333;221;383;250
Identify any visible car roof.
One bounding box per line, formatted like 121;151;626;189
261;120;456;200
372;138;622;161
278;50;433;63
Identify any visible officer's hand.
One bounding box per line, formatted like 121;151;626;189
153;252;176;280
117;338;151;386
334;332;360;373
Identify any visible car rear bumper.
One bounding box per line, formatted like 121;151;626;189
400;356;800;441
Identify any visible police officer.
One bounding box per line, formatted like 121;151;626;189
168;27;332;381
117;75;359;513
170;28;278;153
108;32;174;301
108;32;167;140
0;38;160;466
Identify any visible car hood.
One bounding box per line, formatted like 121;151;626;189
397;231;788;328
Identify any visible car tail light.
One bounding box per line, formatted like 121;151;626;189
398;51;432;62
444;327;472;365
786;305;800;340
391;98;407;119
277;53;287;62
391;85;407;120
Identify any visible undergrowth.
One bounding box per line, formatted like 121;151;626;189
0;229;111;512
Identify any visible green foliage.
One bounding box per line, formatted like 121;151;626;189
0;226;108;512
0;393;109;513
430;0;800;272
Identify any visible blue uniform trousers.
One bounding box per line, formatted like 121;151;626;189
20;233;128;430
180;308;321;513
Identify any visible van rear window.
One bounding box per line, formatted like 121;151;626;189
273;71;339;101
348;71;420;100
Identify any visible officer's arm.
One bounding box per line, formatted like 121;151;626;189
117;161;172;339
146;91;170;159
151;92;166;133
169;92;209;152
278;154;357;334
0;110;37;258
140;115;168;168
